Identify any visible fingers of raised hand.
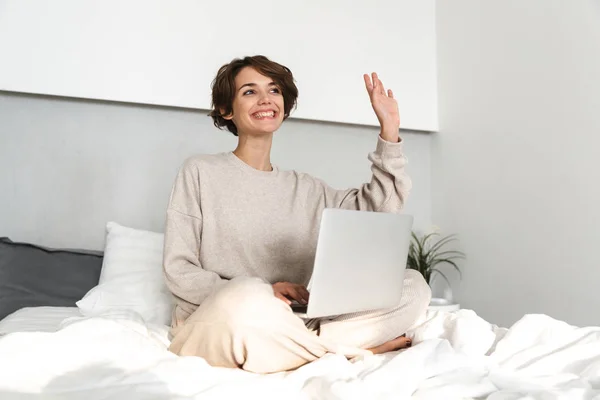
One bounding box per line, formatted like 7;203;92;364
369;72;384;94
363;73;373;94
366;72;393;99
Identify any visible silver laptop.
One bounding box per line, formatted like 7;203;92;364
291;208;414;319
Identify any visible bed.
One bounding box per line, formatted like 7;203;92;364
1;224;600;399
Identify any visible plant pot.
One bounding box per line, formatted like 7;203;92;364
428;297;460;312
429;297;451;306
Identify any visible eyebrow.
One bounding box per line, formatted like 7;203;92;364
238;82;278;92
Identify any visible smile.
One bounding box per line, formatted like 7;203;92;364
252;111;276;119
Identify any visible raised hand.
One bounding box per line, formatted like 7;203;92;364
364;72;400;141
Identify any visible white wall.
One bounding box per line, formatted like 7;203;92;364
0;0;438;131
433;0;600;327
0;91;432;251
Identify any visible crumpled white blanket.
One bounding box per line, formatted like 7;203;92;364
0;308;598;400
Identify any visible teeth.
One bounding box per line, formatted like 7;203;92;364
253;111;275;118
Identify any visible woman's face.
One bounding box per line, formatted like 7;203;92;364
223;66;285;136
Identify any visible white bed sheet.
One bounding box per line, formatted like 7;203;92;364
0;308;599;400
0;306;82;336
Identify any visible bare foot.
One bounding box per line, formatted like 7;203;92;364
367;335;412;355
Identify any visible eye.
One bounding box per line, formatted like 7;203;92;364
243;89;255;95
271;88;281;94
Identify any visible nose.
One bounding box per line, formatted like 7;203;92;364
258;92;271;105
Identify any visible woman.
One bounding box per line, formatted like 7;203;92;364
162;55;431;374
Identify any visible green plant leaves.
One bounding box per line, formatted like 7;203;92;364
406;230;465;284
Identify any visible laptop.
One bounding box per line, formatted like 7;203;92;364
291;208;414;319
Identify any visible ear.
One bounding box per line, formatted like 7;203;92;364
220;108;234;120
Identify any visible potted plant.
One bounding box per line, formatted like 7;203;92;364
406;229;465;302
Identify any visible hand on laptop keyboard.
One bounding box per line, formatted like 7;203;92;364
272;282;310;305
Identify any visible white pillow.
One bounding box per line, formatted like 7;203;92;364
76;222;174;326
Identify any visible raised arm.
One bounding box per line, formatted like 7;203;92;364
321;72;412;212
162;159;226;324
320;135;411;212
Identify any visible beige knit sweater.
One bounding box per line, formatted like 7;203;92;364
162;135;412;327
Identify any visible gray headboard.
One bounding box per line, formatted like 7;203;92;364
0;91;432;251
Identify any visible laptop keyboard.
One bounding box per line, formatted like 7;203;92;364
290;302;308;313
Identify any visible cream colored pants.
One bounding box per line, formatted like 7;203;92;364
168;270;431;374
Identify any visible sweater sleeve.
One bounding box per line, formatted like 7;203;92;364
321;135;412;212
162;159;227;322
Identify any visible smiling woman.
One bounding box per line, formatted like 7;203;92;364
209;55;298;138
221;69;285;141
161;55;431;373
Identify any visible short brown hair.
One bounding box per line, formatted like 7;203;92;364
209;55;299;136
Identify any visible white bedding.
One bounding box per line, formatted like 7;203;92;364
0;308;599;399
0;307;82;336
